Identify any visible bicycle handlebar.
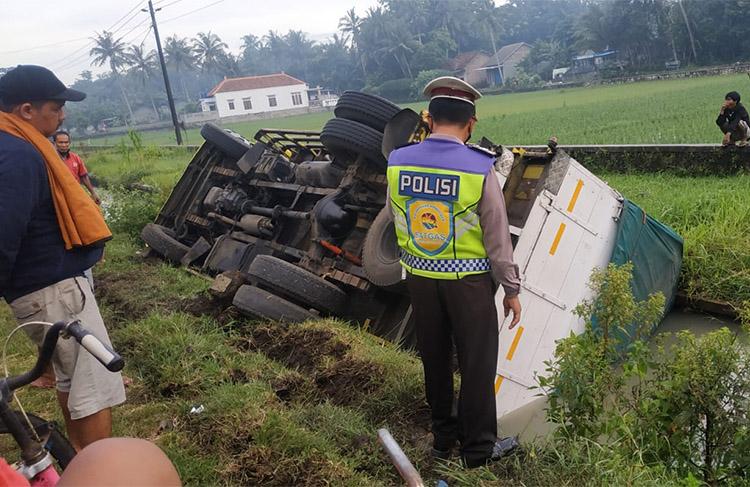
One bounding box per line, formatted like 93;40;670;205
65;321;125;373
5;321;124;392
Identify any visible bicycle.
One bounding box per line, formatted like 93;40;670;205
0;320;124;485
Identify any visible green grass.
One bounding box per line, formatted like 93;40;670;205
82;73;746;146
603;173;750;308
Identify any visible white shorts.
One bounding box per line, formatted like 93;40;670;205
9;277;126;420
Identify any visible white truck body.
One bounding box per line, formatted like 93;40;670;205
491;149;624;438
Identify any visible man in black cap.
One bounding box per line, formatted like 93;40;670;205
0;65;125;451
716;91;750;146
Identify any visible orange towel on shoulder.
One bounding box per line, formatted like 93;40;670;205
0;112;112;250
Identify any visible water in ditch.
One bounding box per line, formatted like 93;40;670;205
499;309;742;442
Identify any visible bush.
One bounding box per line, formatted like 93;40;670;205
411;69;451;99
541;263;750;484
106;188;163;241
370;78;414;103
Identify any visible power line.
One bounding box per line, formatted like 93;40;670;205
0;37;89;55
48;1;147;71
155;0;188;9
161;0;226;24
106;0;147;33
136;25;154;47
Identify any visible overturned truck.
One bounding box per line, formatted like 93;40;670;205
142;92;683;435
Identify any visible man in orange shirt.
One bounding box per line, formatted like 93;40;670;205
53;130;100;205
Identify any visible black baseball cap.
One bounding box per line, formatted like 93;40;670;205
0;65;86;105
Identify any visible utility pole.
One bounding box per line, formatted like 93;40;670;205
144;0;183;145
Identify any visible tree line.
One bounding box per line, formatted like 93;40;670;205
57;0;750;132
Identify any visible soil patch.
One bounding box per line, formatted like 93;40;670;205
270;372;311;403
244;325;350;372
314;357;385;406
96;268;160;322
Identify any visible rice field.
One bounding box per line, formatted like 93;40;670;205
81;73;747;146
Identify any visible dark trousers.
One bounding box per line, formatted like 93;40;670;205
406;272;498;464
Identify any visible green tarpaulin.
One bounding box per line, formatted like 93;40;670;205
607;199;684;337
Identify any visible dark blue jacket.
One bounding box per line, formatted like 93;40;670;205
0;132;102;303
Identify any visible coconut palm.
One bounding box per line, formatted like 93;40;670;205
163;36;195;101
90;31;134;124
127;43;160;121
339;8;367;76
192;31;229;78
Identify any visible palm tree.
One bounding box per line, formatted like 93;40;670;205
127;43;160;121
163;36;195;101
90;31;134;124
339;8;367;77
263;30;287;72
192;31;229;79
381;23;416;79
285;30;314;80
477;0;502;80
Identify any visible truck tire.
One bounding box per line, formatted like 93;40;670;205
334;91;401;132
141;223;190;263
199;123;253;161
362;207;403;287
232;285;314;323
321;118;387;170
247;255;346;315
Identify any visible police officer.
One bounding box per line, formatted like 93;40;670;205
386;77;522;467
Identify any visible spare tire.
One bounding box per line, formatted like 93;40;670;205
200;123;253;161
232;285;314;323
321;118;387;170
141;223;190;263
334;91;401;132
247;255;346;315
362;207;403;287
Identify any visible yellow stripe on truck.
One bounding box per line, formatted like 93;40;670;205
549;223;566;255
567;179;584;212
494;375;504;395
505;326;525;361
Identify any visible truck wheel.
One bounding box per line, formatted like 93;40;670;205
247;255;347;315
334;91;401;132
141;223;190;263
232;285;314;323
362;207;403;287
321;118;387;170
199;123;253;161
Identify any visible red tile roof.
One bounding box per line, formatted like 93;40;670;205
208;73;306;96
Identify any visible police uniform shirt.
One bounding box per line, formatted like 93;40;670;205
386;134;521;296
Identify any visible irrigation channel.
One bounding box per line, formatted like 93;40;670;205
499;309;741;443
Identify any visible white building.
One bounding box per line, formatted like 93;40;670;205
203;73;310;119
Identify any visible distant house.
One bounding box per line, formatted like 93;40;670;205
444;51;492;87
203;73;309;119
569;49;618;75
478;42;532;86
307;86;339;108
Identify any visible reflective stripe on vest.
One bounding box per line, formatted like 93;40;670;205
401;252;491;274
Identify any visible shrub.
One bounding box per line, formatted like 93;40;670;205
106;188;163;241
541;262;750;484
372;78;414;103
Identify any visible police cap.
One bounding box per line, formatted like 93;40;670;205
423;76;482;105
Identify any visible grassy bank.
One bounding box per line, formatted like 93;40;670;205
82;73;746;147
0;230;686;485
605;173;750;308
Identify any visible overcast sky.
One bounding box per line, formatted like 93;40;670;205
0;0;380;84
